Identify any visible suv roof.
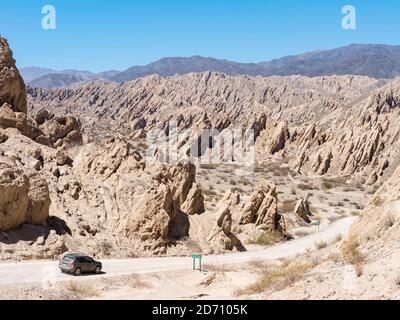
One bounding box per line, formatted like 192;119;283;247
64;252;87;258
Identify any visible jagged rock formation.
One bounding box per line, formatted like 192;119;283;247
221;189;241;207
240;179;286;234
0;156;50;231
207;204;242;253
0;38;27;114
122;162;205;254
27;73;380;136
349;165;400;245
294;197;312;223
256;119;290;155
28;71;398;185
253;79;400;185
37;114;83;148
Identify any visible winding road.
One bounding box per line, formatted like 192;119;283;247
0;217;356;287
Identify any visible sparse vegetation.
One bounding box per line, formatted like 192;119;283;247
328;251;342;263
234;262;314;295
64;281;99;298
341;236;365;266
333;234;343;243
126;274;152;288
200;163;218;170
371;195;384;207
279;199;297;213
314;241;328;250
247;231;283;246
297;183;315;191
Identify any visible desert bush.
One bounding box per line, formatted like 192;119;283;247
297;183;315;191
64;282;99;298
294;230;310;237
200;164;218;170
234;262;313;295
328;251;342;263
341;237;365;266
314;241;328;250
279;199;297;213
126;274;152;288
371;195;384;207
333;234;343;243
321;181;334;190
247;231;282;246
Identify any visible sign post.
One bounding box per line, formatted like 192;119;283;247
192;254;203;272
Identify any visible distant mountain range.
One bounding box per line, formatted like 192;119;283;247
21;44;400;88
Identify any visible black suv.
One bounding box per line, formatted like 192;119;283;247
59;253;102;276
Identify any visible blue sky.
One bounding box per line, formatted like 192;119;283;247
1;0;399;72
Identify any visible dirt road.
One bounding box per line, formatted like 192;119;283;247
0;217;356;287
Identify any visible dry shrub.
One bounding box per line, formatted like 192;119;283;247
125;274;152;288
371;195;384;207
234;262;313;296
341;236;365;266
200;164;218;170
331;234;343;244
314;241;328;250
279;199;297;213
297;183;315;191
247;231;283;246
64;281;99;298
328;251;342;263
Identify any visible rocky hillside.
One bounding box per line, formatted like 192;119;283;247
28;71;400;184
3;37;283;260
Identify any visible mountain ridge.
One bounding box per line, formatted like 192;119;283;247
21;43;400;88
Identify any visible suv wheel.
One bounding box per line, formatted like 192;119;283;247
95;266;101;274
74;267;81;276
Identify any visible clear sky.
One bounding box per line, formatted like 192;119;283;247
1;0;399;72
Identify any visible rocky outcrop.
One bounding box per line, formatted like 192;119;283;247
38;115;83;147
154;162;205;215
82;136;145;181
0;156;29;231
0;156;50;231
26;171;51;225
294;197;312;223
207;204;242;253
256;119;290;155
349;165;400;245
121;162;205;254
0;38;27;114
221;190;241;207
240;179;286;234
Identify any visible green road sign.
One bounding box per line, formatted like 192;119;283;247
192;254;203;272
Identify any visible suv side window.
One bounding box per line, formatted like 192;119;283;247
85;257;94;263
76;257;84;263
